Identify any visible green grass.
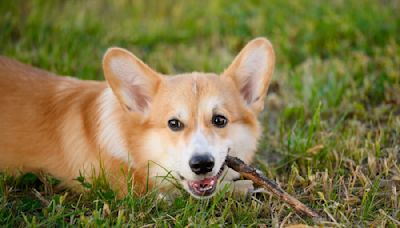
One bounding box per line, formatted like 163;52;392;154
1;0;399;226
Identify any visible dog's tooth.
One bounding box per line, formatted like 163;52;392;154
199;185;212;191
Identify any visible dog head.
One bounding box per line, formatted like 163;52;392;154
102;38;275;198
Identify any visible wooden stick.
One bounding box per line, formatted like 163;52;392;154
225;155;320;218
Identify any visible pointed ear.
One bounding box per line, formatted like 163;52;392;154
222;38;275;113
102;48;162;113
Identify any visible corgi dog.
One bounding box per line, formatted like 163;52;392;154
0;38;275;198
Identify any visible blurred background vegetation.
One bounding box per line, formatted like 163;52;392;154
0;0;399;226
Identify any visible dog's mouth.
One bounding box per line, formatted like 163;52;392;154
184;164;226;198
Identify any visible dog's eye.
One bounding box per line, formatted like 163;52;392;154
212;115;228;128
168;119;184;131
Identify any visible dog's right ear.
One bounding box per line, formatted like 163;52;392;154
102;48;162;114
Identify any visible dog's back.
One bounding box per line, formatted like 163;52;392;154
0;57;106;180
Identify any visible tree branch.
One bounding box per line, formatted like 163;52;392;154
226;155;320;218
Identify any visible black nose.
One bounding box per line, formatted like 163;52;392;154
189;154;215;175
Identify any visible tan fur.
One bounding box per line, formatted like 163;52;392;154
0;38;275;197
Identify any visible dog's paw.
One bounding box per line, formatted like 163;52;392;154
232;180;255;196
219;179;254;197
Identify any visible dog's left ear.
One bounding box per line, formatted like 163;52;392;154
223;38;275;113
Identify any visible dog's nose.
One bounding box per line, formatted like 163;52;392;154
189;154;215;175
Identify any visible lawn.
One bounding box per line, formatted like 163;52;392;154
1;0;399;226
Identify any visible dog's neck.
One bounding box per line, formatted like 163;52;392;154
97;88;134;165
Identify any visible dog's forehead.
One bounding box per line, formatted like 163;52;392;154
162;73;232;102
165;73;220;92
153;73;240;118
